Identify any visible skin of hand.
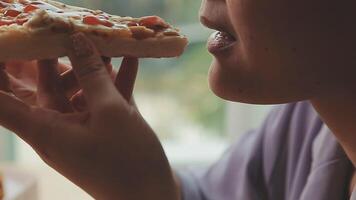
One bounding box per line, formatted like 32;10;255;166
0;32;180;200
350;172;356;194
3;57;113;109
201;0;356;193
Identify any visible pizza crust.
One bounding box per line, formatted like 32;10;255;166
0;26;188;62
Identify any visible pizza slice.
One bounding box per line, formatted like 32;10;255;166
0;0;188;62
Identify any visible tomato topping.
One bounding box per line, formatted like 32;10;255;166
83;15;100;25
24;4;38;12
0;19;15;26
139;16;168;29
4;9;22;17
101;20;113;27
16;17;28;25
83;15;113;27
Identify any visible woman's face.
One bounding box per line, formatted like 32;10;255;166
200;0;356;104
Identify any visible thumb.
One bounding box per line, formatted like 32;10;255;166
115;57;138;102
67;33;122;110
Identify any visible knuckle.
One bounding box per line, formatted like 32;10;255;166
75;60;105;80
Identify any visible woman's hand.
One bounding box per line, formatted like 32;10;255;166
0;33;179;200
3;57;114;111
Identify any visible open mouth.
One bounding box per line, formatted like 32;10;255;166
207;31;237;54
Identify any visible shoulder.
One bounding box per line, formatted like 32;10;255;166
177;101;327;200
259;101;323;157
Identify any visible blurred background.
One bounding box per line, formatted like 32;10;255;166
0;0;272;199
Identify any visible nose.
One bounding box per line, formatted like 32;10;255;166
199;0;207;18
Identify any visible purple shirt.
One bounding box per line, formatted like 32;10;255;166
178;101;354;200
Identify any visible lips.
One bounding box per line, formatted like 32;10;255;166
207;31;236;54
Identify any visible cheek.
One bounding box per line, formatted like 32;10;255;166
221;0;340;99
218;0;356;104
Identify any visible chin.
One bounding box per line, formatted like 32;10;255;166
208;62;250;102
208;62;312;105
208;76;264;104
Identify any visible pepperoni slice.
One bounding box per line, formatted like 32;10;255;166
139;16;169;29
100;20;114;27
83;15;113;27
24;4;38;12
4;9;22;17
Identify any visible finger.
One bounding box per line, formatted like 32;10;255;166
67;33;121;109
37;59;71;112
60;57;113;98
0;91;38;136
0;68;11;92
60;69;79;97
0;91;71;154
70;90;87;112
37;59;60;94
115;57;139;102
6;74;37;105
5;61;38;81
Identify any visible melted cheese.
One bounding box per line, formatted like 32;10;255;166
0;0;180;40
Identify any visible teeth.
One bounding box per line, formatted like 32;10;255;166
208;31;237;53
215;31;236;42
216;31;235;41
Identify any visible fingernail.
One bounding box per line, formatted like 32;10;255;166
71;33;94;57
